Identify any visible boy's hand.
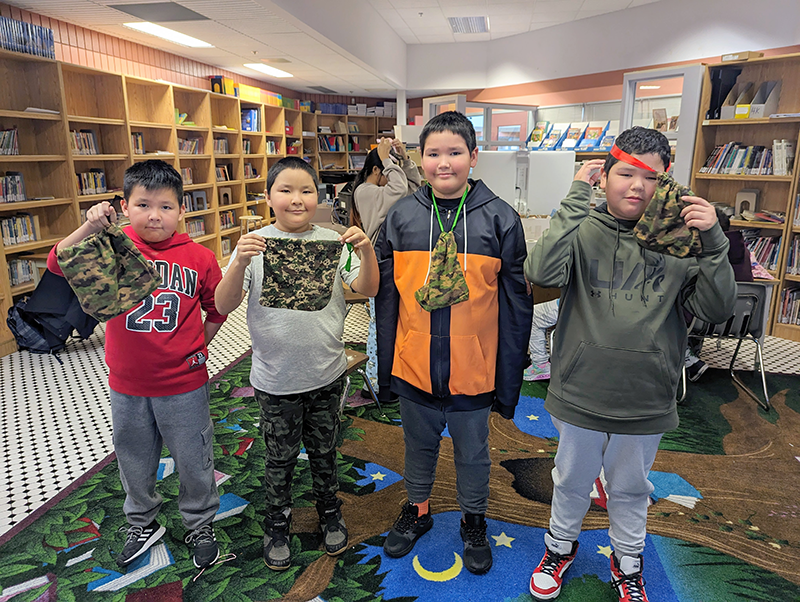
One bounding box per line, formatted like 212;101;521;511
339;226;372;253
680;196;717;231
85;201;116;234
574;159;604;186
232;233;266;266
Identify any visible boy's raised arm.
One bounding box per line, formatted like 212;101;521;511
56;201;116;252
340;226;379;297
215;233;265;315
524;160;603;288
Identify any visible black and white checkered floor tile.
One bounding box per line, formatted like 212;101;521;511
0;303;793;537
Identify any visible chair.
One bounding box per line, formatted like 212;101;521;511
680;282;770;410
340;349;383;416
344;287;369;320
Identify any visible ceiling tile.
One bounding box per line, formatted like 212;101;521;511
415;33;455;43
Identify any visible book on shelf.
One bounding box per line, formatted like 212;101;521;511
786;234;800;276
7;257;38;286
0;171;27;203
349;154;366;170
185;216;205;238
70;129;99;155
213;138;229;154
180;167;193;185
175;109;188;125
246;191;265;202
23;106;59;115
1;213;39;246
215;165;230;182
0;15;55;59
772;139;795;176
266;140;278;154
793;194;800;227
700;142;776;175
778;286;800;325
243;163;257;179
348;123;360;134
241;108;260;132
131;132;145;155
577;121;609;150
334;122;348;135
219;209;236;229
318;126;332;134
75;169;107;196
741;230;781;271
178;137;204;155
561;122;588;150
221;236;232;256
1;127;19;155
242;139;251;154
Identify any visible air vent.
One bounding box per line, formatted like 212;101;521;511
447;16;489;34
310;86;338;94
110;2;208;21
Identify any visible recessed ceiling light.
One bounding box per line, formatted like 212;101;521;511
123;22;213;48
244;63;293;78
639;85;661;89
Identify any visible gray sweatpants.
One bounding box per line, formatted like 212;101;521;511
549;417;662;558
110;383;219;531
399;397;492;516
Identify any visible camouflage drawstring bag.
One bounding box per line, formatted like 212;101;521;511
260;237;343;311
414;186;470;312
634;172;703;258
414;230;469;311
56;223;162;321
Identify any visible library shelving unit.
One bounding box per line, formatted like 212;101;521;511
302;110;318;174
690;52;800;340
284;107;303;166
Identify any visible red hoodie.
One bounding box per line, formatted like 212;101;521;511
48;225;226;396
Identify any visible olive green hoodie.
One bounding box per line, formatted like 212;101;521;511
525;180;736;434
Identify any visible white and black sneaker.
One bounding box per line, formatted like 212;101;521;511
185;524;219;569
116;521;166;567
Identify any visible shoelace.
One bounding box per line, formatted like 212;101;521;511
394;505;420;533
192;553;236;583
462;523;487;546
120;525;144;544
610;572;647;602
184;525;215;546
537;549;571;576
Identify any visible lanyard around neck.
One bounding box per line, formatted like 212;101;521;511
430;185;469;233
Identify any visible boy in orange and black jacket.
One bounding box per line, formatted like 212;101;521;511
374;111;532;574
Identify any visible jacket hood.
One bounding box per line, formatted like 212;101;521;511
124;224;192;251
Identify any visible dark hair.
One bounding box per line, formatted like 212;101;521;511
715;206;730;231
349;148;385;229
267;156;319;195
419;110;477;153
124;159;183;202
603;126;670;174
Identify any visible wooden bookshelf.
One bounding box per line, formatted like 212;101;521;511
690;52;800;340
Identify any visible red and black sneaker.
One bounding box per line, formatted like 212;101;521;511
610;553;650;602
529;532;579;600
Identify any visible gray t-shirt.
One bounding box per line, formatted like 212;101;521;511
232;224;360;395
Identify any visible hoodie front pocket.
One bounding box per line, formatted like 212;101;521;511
450;334;492;396
560;342;674;418
395;330;432;392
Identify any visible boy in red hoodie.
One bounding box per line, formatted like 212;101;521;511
47;160;226;570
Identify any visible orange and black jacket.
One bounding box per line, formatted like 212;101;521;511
374;179;532;418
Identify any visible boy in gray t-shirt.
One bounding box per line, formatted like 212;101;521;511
215;158;379;571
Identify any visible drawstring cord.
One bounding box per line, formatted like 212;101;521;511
421;207;435;287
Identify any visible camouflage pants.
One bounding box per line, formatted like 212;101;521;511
255;375;345;514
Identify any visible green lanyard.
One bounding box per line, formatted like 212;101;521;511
430;185;469;233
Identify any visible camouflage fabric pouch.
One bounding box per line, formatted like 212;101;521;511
634;172;703;258
260;237;342;311
414;231;470;312
56;223;162;322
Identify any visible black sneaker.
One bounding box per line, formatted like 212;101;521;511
687;359;708;382
383;502;433;558
185;524;219;569
263;510;291;570
460;514;492;574
318;499;349;556
116;521;166;568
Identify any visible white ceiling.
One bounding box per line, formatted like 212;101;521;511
9;0;662;97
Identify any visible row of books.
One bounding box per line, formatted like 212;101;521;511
529;121;617;152
241;108;261;132
266;140;279;155
215;165;230;182
349;154;366;170
220;210;236;229
76;169;107;196
772;139;795;176
185;217;205;238
742;230;781;271
319;136;346;152
0;127;19;155
738;209;785;224
794;194;800;227
778;286;800;325
131;132;145;155
213;138;229;154
174;110;196;127
700;142;776;175
1;213;39;246
178;137;204;155
70;129;99;155
0;16;55;59
181;167;192;185
221;236;232;256
317;103;349;115
785;235;800;276
242;139;252;154
182;190;208;212
0;171;26;203
7;257;36;286
243;164;257;179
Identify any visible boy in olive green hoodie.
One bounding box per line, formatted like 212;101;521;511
524;127;736;602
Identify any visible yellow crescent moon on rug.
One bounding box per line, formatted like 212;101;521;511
412;552;463;582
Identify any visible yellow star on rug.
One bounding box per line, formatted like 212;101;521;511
370;472;386;481
492;532;515;548
527;414;539;421
597;545;613;558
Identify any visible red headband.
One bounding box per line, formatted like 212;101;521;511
610;144;670;173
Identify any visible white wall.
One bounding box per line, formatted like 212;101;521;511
271;0;408;89
408;0;800;92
